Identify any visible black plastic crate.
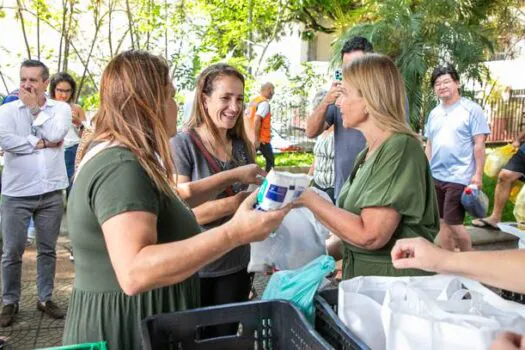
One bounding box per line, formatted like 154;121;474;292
501;289;525;304
141;299;333;350
314;289;369;350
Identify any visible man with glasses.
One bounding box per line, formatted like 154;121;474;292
424;65;490;252
0;59;71;327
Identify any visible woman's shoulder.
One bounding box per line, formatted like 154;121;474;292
78;146;156;192
386;133;421;150
86;146;140;169
171;130;194;148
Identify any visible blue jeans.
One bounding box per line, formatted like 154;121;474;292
65;144;79;197
1;190;64;304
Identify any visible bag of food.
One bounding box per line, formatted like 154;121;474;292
484;144;517;178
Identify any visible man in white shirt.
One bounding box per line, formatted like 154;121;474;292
0;60;71;327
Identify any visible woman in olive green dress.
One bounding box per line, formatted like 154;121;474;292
62;51;290;349
296;54;440;279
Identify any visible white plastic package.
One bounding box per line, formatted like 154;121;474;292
248;188;332;272
256;170;311;211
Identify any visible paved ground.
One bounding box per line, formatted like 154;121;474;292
0;215;519;349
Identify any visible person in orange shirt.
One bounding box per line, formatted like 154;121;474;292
247;82;275;171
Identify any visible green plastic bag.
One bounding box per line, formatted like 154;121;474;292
262;255;335;323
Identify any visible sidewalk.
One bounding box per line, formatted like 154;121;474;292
0;218;519;349
0;234;73;349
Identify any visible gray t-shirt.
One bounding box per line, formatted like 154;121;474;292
170;130;252;278
325;104;367;198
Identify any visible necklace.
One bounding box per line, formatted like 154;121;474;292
198;128;233;163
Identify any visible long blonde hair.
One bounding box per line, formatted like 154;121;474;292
187;63;255;161
343;53;415;136
80;50;176;196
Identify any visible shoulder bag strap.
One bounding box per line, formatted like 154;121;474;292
187;130;235;197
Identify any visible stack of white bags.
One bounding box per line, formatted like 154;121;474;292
337;275;525;349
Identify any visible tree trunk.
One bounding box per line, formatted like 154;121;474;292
57;0;67;72
77;3;103;101
63;0;75;72
0;68;9;95
125;0;135;49
254;0;284;76
16;0;32;59
19;8;99;92
164;0;168;59
36;3;40;60
145;0;152;51
108;0;114;58
247;0;253;74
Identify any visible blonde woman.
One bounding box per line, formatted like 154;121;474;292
63;51;289;349
295;54;439;279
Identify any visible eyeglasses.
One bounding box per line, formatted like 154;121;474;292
55;88;72;94
434;79;454;88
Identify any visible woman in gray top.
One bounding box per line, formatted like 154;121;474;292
171;63;256;336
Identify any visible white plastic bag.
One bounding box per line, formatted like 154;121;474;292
383;280;525;350
338;275;525;350
248;188;331;272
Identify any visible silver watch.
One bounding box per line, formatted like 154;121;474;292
30;106;40;115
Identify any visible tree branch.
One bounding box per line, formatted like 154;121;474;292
16;0;32;59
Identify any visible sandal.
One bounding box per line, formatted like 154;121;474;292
471;218;500;230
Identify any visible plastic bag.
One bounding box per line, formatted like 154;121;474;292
484;144;517;178
339;275;525;350
461;185;489;218
248;188;331;273
256;170;311;211
514;184;525;230
262;255;335;323
510;181;524;204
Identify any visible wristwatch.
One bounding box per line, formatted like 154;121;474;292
30;106;40;115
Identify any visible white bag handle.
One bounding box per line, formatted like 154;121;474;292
387;282;501;329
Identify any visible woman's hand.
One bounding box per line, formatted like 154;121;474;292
490;332;525;350
391;237;450;273
227;191;290;245
293;188;318;208
232;164;266;185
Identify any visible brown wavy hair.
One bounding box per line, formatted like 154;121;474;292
80;50;176;196
187;63;255;161
343;53;415;137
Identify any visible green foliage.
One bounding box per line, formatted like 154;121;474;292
256;152;314;168
331;0;521;130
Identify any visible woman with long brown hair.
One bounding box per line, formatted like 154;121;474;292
171;64;258;336
62;51;289;349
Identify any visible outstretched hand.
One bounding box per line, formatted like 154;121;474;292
391;237;449;273
227;191;290;246
233;164;266;185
